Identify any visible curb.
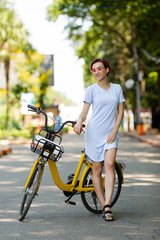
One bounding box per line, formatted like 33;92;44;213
125;132;160;148
0;139;31;145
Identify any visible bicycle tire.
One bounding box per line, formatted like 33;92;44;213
18;163;42;221
81;162;122;214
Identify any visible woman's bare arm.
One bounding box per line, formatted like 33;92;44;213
107;102;124;143
74;102;90;135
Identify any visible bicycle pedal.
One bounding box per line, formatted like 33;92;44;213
65;200;76;205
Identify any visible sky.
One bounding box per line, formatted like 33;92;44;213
12;0;85;106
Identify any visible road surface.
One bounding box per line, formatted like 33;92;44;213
0;133;160;240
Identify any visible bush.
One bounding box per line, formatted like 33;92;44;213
0;128;32;139
10;119;23;130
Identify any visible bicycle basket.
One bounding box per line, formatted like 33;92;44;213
30;134;64;162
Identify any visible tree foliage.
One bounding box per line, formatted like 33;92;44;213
11;50;48;107
0;4;31;128
47;0;160;110
0;1;75;131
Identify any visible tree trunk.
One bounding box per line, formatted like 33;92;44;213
158;63;160;108
157;64;160;131
133;42;141;125
4;59;10;129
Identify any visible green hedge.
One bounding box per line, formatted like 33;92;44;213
0;129;32;139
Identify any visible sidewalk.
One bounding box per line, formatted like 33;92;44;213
125;130;160;148
0;130;160;157
0;139;31;157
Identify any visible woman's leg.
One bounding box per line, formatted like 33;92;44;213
103;148;117;220
92;161;105;208
104;148;116;204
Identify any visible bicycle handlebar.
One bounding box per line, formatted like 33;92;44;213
54;120;85;134
28;104;39;112
27;104;85;134
28;104;48;130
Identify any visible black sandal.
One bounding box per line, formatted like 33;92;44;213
102;204;114;221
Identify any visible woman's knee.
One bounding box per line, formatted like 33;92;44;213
92;162;103;176
104;149;116;169
105;159;115;169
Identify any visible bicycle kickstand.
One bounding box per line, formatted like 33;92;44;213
65;189;77;205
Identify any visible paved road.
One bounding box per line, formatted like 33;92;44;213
0;133;160;240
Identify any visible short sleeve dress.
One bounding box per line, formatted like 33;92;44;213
84;83;125;162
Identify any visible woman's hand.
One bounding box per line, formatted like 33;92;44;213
107;131;116;144
74;122;83;135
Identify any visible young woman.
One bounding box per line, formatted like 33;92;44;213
74;58;125;221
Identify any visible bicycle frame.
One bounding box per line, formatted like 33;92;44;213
24;151;124;195
48;152;94;192
24;152;95;193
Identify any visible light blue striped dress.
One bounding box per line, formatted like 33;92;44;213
84;83;125;162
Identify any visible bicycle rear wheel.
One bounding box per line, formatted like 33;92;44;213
19;163;42;221
81;162;122;214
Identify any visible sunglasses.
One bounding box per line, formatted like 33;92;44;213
91;67;105;73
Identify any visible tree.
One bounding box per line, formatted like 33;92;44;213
0;5;30;128
11;50;52;108
47;0;160;112
11;50;74;109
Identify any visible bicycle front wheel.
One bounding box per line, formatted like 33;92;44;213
19;163;42;221
81;162;122;214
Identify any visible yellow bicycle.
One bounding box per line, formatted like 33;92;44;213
18;105;125;221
